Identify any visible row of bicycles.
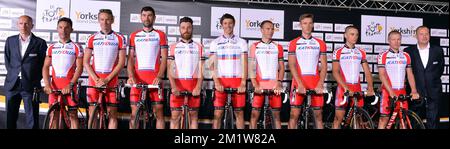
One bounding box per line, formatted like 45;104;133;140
34;81;426;129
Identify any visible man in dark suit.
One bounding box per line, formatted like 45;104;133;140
404;26;445;129
3;15;47;129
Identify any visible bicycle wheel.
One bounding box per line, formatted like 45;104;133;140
349;107;375;129
299;108;316;129
180;107;190;129
404;109;425;129
134;105;150;129
77;108;88;129
88;106;104;129
43;104;67;129
223;107;235;129
264;110;275;129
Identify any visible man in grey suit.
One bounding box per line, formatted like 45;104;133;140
404;26;445;129
3;15;47;129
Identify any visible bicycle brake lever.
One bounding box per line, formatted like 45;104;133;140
370;94;379;105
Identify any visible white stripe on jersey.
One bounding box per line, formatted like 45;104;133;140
47;41;82;77
209;35;248;78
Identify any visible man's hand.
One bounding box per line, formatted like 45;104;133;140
152;77;161;85
171;87;180;96
61;84;71;95
238;83;246;93
192;87;201;97
314;83;324;94
215;82;224;92
95;78;108;87
273;82;283;95
410;91;420;100
388;91;397;99
296;85;306;94
254;85;262;94
366;88;375;96
43;86;52;94
127;77;136;85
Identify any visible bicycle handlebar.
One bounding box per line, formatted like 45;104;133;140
291;89;332;104
123;84;159;89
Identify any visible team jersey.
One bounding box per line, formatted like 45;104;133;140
288;36;327;76
86;31;126;73
332;45;367;84
377;49;412;89
249;40;284;89
129;29;168;73
209;35;248;78
168;40;205;79
46;40;83;78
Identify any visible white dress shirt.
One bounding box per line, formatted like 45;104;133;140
18;34;31;78
417;43;430;68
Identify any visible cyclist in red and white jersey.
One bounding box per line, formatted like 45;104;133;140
249;20;284;129
331;26;375;129
209;14;248;129
84;9;126;129
377;30;420;129
168;17;205;129
127;6;168;129
43;17;83;129
287;13;327;129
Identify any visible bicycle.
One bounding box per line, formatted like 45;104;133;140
39;82;87;129
385;95;425;129
178;91;194;129
250;89;287;129
122;83;161;129
214;88;238;129
294;89;332;129
338;91;376;129
86;82;121;129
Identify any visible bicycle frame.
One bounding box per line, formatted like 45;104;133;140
123;83;160;129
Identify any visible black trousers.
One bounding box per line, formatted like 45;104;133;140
5;79;39;129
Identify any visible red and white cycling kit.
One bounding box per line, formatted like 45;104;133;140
86;31;126;105
333;45;367;109
129;29;168;104
209;35;248;109
288;36;327;108
168;40;205;109
377;49;411;116
47;40;83;107
249;40;283;109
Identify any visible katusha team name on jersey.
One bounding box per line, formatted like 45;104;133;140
129;29;168;72
288;36;327;76
86;31;126;74
250;41;283;83
209;35;248;78
333;46;367;84
47;41;83;78
169;40;204;79
377;49;411;89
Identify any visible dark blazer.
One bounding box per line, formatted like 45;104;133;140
4;33;47;92
404;44;445;100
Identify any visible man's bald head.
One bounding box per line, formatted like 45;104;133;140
17;15;34;35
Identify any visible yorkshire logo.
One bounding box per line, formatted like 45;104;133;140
75;11;98;24
41;5;65;23
365;22;383;36
244;18;281;32
390;26;416;37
